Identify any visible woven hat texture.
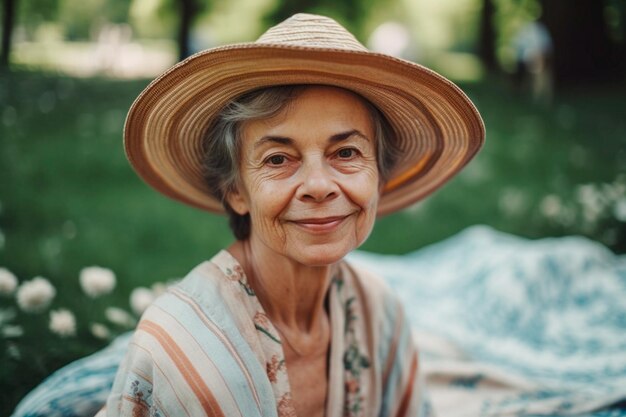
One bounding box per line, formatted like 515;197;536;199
124;13;485;215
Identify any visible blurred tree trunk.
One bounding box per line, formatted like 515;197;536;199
177;0;197;61
540;0;623;85
1;0;16;69
478;0;498;72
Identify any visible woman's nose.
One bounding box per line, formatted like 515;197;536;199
296;160;339;203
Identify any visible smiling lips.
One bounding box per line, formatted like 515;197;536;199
288;215;350;233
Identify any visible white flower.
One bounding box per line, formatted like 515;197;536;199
90;322;110;340
614;198;626;222
613;183;626;198
498;188;528;217
576;184;606;220
0;307;16;324
16;277;56;313
105;307;136;328
79;266;116;298
0;268;18;295
2;325;23;338
601;183;622;202
151;282;169;297
49;309;76;337
0;307;22;338
540;194;562;219
7;342;21;359
130;287;155;316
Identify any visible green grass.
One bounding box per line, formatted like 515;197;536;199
365;77;626;253
0;69;625;413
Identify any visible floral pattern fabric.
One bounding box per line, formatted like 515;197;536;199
50;249;422;417
207;250;423;417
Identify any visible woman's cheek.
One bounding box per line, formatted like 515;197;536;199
347;167;380;202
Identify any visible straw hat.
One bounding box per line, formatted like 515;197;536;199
125;13;485;215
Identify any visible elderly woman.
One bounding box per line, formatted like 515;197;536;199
100;13;484;417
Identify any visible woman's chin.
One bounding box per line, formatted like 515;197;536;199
285;241;358;267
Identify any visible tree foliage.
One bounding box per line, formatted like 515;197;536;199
263;0;378;41
149;0;210;60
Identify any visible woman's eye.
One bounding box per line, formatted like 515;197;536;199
337;148;356;158
267;155;286;165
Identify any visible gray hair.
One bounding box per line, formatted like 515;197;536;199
202;85;399;240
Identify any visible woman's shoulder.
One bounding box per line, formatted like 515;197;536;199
157;250;244;308
106;251;276;417
133;250;249;339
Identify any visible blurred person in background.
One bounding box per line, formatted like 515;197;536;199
512;20;554;105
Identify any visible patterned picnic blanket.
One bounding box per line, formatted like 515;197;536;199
12;226;626;417
349;225;626;417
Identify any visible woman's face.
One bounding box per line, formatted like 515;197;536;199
227;86;380;266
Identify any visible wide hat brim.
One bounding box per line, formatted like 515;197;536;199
125;42;485;215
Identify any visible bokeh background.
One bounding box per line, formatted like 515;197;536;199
1;0;625;413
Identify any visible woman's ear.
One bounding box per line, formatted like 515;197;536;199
225;186;250;215
378;177;386;196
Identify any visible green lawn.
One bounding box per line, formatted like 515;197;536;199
0;69;625;413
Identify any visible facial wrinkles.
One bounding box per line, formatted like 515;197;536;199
232;86;384;266
247;162;367;257
247;137;378;243
241;157;294;254
293;158;378;255
294;152;367;214
341;166;379;246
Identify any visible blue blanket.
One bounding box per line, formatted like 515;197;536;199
349;226;626;416
13;226;626;417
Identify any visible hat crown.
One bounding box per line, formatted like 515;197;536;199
255;13;368;52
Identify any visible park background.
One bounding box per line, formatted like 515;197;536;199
1;0;625;414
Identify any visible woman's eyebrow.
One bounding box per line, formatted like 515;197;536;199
254;136;293;149
253;130;370;150
329;130;370;143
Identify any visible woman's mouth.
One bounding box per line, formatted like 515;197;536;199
289;215;349;233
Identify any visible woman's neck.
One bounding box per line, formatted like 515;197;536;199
227;238;336;335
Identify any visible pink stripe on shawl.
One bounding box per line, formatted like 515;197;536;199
139;320;226;417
